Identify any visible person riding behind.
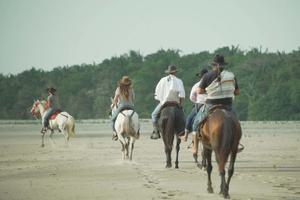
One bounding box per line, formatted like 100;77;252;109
192;54;240;133
150;65;185;139
41;87;58;133
111;76;135;141
180;68;208;142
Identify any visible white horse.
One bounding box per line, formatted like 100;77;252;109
30;99;75;147
113;107;140;160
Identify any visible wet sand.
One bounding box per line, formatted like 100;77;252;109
0;121;299;200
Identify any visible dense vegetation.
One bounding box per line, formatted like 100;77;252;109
1;47;299;120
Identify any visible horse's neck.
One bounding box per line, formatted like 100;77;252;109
38;103;46;116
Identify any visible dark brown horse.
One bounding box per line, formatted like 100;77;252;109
199;107;242;199
158;102;185;168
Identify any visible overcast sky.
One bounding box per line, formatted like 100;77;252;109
0;0;299;75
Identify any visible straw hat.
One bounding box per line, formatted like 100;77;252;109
119;76;132;86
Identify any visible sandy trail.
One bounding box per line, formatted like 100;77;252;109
0;121;299;200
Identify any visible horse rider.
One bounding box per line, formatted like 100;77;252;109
192;54;240;133
111;76;135;141
179;68;208;142
41;87;58;133
150;65;185;139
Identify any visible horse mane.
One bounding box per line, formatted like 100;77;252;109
40;100;46;107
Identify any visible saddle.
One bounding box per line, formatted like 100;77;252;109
119;106;134;113
159;101;181;113
50;109;62;120
200;104;230;129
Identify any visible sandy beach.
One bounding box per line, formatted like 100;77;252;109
0;120;299;200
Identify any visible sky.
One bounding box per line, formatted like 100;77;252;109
0;0;299;75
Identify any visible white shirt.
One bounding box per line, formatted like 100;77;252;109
189;80;207;104
154;74;185;105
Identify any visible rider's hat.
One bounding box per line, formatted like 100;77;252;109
47;87;56;94
165;65;178;74
119;76;132;86
211;54;228;66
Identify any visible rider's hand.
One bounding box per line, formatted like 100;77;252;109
110;104;115;109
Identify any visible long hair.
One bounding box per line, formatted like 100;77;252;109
118;83;131;100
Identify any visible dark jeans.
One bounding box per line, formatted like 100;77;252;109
192;103;235;132
185;104;204;133
43;108;56;128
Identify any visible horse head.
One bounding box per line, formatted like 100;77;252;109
30;100;42;118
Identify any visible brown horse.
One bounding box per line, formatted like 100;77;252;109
199;107;242;199
158;102;185;168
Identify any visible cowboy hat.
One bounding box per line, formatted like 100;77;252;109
211;54;228;66
119;76;132;86
46;87;56;94
165;65;178;74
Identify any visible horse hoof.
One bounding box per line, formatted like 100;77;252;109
150;132;160;140
197;163;202;169
165;164;172;168
223;193;230;199
207;187;214;193
175;165;179;169
41;144;45;148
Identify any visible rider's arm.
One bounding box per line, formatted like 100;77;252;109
111;88;120;108
234;77;240;96
45;97;52;110
234;88;240;95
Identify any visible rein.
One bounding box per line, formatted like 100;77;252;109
120;110;135;118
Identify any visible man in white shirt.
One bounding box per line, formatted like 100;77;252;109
180;68;208;142
150;65;185;139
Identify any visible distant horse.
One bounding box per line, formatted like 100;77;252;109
158;102;185;168
30;100;75;147
113;107;140;160
198;107;242;199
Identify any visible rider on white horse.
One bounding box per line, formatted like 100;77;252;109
41;87;59;133
111;76;135;141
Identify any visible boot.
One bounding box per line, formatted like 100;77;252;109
41;127;47;134
112;131;118;141
150;122;160;139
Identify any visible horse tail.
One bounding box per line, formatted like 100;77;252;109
161;117;173;150
123;111;136;137
219;112;235;169
67;116;76;137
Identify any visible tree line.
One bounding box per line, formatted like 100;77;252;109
0;46;299;120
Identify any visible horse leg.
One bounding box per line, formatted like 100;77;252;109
174;137;181;168
125;141;129;160
164;146;172;168
204;148;213;193
129;138;135;161
41;133;45;147
49;130;56;146
119;140;126;160
192;134;198;163
218;153;229;198
225;152;237;199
